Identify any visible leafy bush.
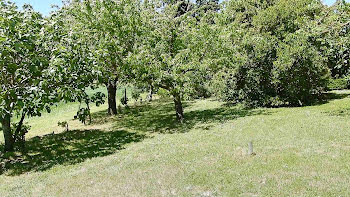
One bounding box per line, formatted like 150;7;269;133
217;33;330;106
328;78;350;90
272;34;330;106
215;34;278;106
74;108;90;125
58;121;69;131
131;89;142;102
11;123;31;150
215;0;331;107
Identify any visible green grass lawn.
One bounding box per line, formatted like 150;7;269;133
0;86;136;142
1;91;350;196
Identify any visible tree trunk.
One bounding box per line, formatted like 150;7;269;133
147;85;153;102
14;112;26;151
86;101;92;124
173;92;184;122
107;80;118;115
124;88;128;105
1;114;14;152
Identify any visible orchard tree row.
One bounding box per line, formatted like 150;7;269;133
0;0;349;152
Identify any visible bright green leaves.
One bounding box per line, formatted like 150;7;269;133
273;32;330;105
214;0;332;106
0;35;5;42
0;0;347;130
0;1;57;125
319;1;350;78
65;0;142;87
133;0;218;100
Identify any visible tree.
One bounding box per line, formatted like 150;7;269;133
131;0;219;122
0;1;105;152
67;0;141;115
45;2;106;123
0;1;57;151
320;0;350;78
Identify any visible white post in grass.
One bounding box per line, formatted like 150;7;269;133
248;141;254;155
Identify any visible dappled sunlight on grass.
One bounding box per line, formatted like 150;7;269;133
92;99;271;134
1;98;272;174
1;91;349;176
0;94;350;195
1;129;145;175
1;92;350;196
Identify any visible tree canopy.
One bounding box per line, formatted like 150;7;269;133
0;0;349;152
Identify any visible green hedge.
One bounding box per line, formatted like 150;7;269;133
328;78;350;90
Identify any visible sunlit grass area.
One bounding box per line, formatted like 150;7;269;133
0;86;137;142
1;91;350;196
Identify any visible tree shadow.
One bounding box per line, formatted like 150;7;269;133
313;92;350;117
325;93;350;116
312;92;349;106
0;129;146;176
221;91;350;108
0;99;272;176
2;92;347;176
92;99;271;134
327;108;350;117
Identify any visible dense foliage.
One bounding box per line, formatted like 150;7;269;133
0;0;349;151
66;0;142;115
0;1;57;151
129;0;219;121
212;0;333;106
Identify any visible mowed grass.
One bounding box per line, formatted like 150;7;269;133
1;91;350;196
0;86;134;142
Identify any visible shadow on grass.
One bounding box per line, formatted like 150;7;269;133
317;92;350;117
0;129;145;176
327;108;350;116
313;92;349;106
325;95;350;116
92;99;271;134
2;92;348;176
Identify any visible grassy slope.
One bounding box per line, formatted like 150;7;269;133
0;86;134;142
1;91;350;196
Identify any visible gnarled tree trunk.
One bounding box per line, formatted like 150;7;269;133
173;92;184;122
107;79;118;115
1;114;14;152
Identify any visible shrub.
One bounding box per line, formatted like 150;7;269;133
218;33;330;106
215;0;332;107
272;34;330;106
131;89;142;102
328;78;350;90
58;121;69;131
11;123;31;151
74;108;90;125
217;35;279;106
